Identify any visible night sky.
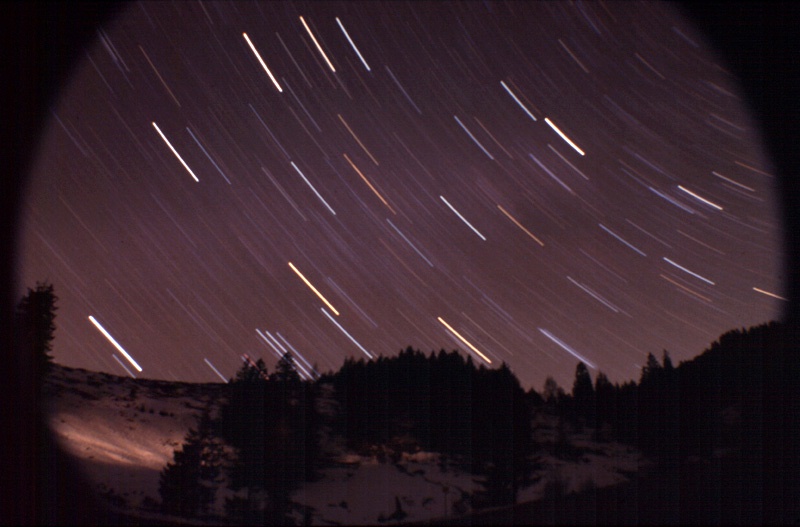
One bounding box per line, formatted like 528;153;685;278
16;1;783;391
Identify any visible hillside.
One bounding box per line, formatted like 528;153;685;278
41;364;646;524
43;365;228;509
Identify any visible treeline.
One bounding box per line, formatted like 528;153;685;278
159;349;536;522
158;320;799;523
545;321;800;471
321;347;535;508
159;354;322;523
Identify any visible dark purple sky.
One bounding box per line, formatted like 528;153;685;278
17;1;783;391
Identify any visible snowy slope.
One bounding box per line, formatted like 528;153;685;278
43;365;227;509
42;365;647;524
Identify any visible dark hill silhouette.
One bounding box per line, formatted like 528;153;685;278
428;321;800;525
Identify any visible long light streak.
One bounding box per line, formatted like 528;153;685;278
753;287;787;301
288;262;340;315
88;316;142;372
290;161;337;215
660;273;712;303
453;115;494;160
139;45;181;107
440;195;486;241
712;171;755;192
322;307;373;358
112;354;136;378
678;185;723;210
558;38;590;73
336;17;370;71
276;332;319;377
338;115;379;165
264;330;312;380
529;153;573;193
256;328;283;358
326;277;378;328
663;257;715;285
544;117;585;156
186;127;231;184
343;153;395;213
242;32;283;92
151;122;199;182
300;16;336;72
386;218;434;267
437;317;492;364
567;276;621;313
599;223;646;256
649;186;696;214
204;358;228;383
548;144;589;180
497;205;544;246
500;80;537;121
538;328;596;369
385;66;422;114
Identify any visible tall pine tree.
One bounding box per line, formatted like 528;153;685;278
159;410;224;517
572;362;595;426
15;281;58;378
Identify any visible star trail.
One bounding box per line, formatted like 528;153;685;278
16;1;783;390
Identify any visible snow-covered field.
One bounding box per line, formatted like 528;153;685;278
43;365;648;524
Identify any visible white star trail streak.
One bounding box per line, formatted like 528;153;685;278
440;196;486;241
322;308;373;359
242;32;283;92
544;117;585;156
453;115;494;160
538;329;596;370
500;80;537;121
336;17;371;71
204;357;228;382
88;316;143;372
290;161;337;215
663;257;715;285
151;122;199;182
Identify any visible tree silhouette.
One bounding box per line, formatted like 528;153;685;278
593;371;615;439
159;410;224;517
542;376;560;407
218;356;321;523
571;362;595;427
271;352;302;385
640;352;662;384
662;350;674;372
231;357;268;383
15;281;58;378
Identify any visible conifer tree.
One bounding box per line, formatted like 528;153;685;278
572;362;595;425
662;350;674;372
640;352;662;384
159;411;224;517
15;281;58;378
271;352;302;385
219;355;321;523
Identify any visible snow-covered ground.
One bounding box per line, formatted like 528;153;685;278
43;365;648;524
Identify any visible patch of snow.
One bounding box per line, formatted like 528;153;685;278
43;366;649;523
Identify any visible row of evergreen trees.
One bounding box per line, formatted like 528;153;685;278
158;349;537;522
159;354;321;523
321;347;535;507
18;282;796;522
158;321;800;522
547;320;799;470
